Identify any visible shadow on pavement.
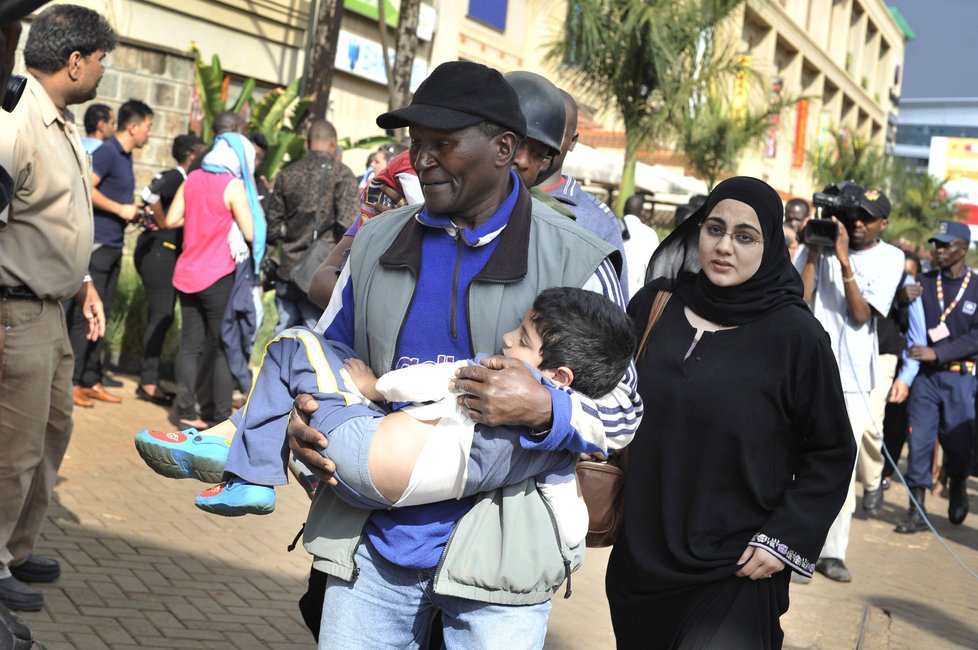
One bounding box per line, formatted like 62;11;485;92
17;487;315;649
870;596;978;649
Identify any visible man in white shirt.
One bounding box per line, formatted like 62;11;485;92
620;193;659;301
795;183;904;583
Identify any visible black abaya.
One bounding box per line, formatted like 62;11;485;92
606;288;854;649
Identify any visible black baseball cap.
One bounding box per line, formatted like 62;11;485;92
857;188;891;220
0;0;50;24
377;61;527;139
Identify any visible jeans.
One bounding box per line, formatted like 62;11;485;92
274;280;321;332
69;245;122;387
319;540;552;649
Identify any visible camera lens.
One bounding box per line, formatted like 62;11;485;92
2;75;26;113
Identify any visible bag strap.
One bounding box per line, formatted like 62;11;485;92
635;290;672;363
310;158;334;241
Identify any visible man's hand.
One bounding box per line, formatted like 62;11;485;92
287;394;338;486
832;217;851;265
888;379;910;404
73;281;105;341
897;283;923;306
908;345;938;364
450;356;552;428
735;545;785;581
117;203;140;221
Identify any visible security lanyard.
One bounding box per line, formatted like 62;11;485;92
936;268;972;323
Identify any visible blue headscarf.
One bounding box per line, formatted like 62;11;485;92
201;132;266;273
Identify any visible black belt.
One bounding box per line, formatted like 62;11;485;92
0;285;39;300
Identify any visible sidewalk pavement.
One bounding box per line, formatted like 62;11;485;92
15;374;978;649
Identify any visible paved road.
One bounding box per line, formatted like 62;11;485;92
16;375;978;648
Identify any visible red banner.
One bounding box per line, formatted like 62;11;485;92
792;99;809;169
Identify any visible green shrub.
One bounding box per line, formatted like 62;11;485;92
104;250;278;377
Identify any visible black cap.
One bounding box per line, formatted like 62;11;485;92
377;61;526;138
0;0;50;24
858;188;891;220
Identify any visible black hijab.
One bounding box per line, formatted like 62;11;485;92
645;176;807;326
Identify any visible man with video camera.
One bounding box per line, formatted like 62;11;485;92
794;181;905;583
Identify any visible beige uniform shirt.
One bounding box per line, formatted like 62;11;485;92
0;74;93;301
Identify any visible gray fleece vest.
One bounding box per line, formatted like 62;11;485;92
304;187;616;604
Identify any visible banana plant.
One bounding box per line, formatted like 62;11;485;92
192;47;307;179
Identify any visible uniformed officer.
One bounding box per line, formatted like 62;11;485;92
896;220;978;533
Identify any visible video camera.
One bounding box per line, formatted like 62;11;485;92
799;181;866;248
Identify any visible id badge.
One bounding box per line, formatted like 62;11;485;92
929;322;951;343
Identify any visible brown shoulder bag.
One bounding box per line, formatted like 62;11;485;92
576;290;672;547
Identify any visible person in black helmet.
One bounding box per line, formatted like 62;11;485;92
536;88;629;296
505;71;565;188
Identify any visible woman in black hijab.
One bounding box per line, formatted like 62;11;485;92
606;177;856;649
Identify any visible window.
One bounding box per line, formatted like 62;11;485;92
467;0;507;31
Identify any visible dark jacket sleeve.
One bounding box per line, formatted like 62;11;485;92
934;319;978;363
333;165;360;233
749;331;856;577
266;172;289;245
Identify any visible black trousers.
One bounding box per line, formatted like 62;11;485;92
69;245;122;387
175;272;234;422
882;399;909;479
134;232;178;385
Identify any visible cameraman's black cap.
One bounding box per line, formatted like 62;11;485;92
377;61;527;139
857;188;890;220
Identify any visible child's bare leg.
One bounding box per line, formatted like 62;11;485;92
205;418;236;441
367;412;439;502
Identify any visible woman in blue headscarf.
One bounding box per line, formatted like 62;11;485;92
163;133;262;429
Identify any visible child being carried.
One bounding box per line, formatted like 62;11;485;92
134;287;635;547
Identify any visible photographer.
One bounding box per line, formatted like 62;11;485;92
794;183;904;583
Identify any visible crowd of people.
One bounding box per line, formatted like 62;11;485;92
0;3;975;650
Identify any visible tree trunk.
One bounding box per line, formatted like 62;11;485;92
306;0;343;120
391;0;421;111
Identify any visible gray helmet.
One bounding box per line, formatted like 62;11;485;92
504;71;566;155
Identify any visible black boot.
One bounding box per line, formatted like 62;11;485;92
948;477;969;525
894;487;928;534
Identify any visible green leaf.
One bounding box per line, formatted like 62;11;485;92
232;78;256;114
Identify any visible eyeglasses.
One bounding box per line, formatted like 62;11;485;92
932;240;961;250
700;221;764;247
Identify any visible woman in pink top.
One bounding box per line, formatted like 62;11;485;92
164;134;255;429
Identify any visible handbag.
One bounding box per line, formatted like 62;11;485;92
290;158;335;295
576;289;672;547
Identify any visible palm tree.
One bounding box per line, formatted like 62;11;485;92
886;163;965;246
679;66;794;191
807;130;890;190
550;0;744;214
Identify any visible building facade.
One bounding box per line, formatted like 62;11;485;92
17;1;907;202
723;0;908;199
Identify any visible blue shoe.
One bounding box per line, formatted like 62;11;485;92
134;428;230;483
195;478;276;516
